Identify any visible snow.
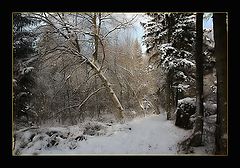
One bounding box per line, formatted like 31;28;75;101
18;92;28;97
14;114;192;155
66;75;71;80
21;67;34;75
24;56;38;65
179;58;195;67
176;84;189;91
178;97;196;106
159;43;175;52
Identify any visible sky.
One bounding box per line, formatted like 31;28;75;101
126;13;213;53
203;17;213;29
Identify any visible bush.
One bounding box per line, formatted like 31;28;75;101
83;121;107;136
175;97;196;129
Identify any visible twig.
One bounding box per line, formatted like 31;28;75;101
51;87;106;119
15;126;39;135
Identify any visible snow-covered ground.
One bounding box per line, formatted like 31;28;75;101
14;114;192;155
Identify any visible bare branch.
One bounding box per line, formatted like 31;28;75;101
14;126;40;135
96;34;106;71
41;13;69;39
103;14;138;38
84;72;99;85
50;72;72;101
103;25;123;38
54;86;105;116
116;64;134;76
48;13;63;24
99;14;111;21
77;86;105;110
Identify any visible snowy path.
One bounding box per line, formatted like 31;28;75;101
34;114;191;155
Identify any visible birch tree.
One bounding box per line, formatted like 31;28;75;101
31;13;137;121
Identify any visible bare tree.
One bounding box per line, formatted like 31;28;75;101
31;13;137;122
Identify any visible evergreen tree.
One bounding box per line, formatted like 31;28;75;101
13;13;39;125
141;13;196;119
213;13;227;155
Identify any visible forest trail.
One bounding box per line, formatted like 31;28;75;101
20;114;191;155
70;114;191;154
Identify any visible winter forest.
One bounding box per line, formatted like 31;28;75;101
12;12;227;155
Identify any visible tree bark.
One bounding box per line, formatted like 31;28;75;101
76;61;125;121
175;88;178;108
166;71;174;120
90;63;124;120
166;13;171;116
191;13;204;147
93;13;99;63
165;14;175;120
213;13;228;155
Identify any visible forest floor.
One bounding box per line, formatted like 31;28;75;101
13;113;213;155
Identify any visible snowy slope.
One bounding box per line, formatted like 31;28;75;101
15;114;191;155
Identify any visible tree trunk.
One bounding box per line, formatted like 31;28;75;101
166;72;172;120
93;13;99;63
213;13;227;155
170;80;175;112
175;88;178;108
49;13;125;122
86;61;125;121
71;40;125;121
165;14;175;120
97;67;125;120
191;13;204;147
